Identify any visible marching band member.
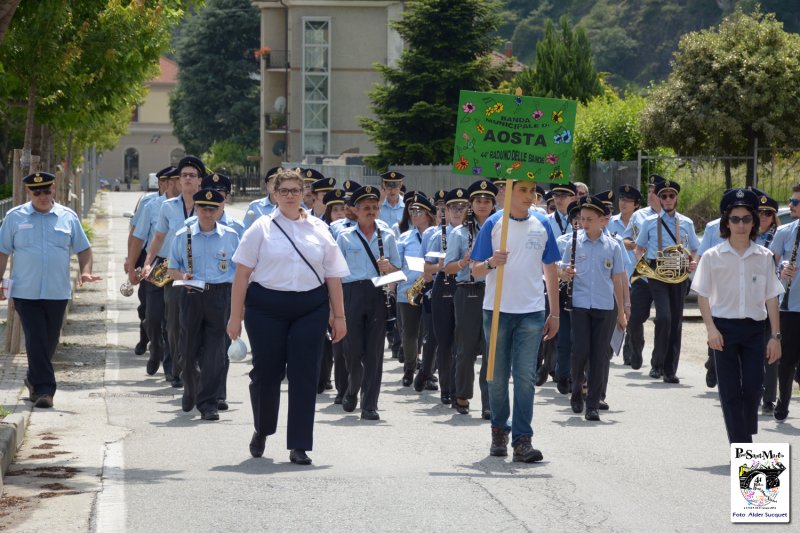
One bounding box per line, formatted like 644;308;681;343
228;169;348;464
329;180;363;240
693;188;782;443
471;180;560;463
243;167;279;230
634;179;699;384
167;189;240;421
554;200;581;395
446;180;497;417
322;189;347;225
560;196;627;422
0;172;99;409
379;171;405;228
544;191;556;214
310;177;336;218
301;168;324;210
336;185;401;420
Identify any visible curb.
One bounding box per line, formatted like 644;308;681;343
0;410;30;497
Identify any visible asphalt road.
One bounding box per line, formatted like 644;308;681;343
3;191;798;532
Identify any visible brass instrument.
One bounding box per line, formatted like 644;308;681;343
376;227;396;323
120;267;142;296
406;276;426;306
146;258;172;287
630;213;690;284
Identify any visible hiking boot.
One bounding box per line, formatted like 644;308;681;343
490;427;510;457
512;436;543;463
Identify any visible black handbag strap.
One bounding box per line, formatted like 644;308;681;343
271;219;324;286
355;228;382;277
658;216;678;245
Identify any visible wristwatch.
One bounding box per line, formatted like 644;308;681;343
771;332;782;340
484;259;495;270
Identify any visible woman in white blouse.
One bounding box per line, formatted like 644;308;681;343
227;169;349;465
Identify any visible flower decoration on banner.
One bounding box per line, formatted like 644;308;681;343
254;46;272;59
494;162;503;174
455;156;469;170
532;110;544;120
462;102;476;114
553;127;572;145
511;161;522;170
462;132;471;142
526;171;535;180
472;167;482;175
552;109;564;123
549;168;564;181
476;124;485;134
546;154;559;165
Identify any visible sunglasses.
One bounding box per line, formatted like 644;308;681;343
408;208;426;216
789;198;800;206
198;205;219;211
659;193;677;200
729;215;753;225
32;189;53;196
758;210;774;217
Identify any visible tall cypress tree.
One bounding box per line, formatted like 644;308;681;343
360;0;502;170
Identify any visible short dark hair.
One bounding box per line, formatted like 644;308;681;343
792;183;800;193
720;206;757;240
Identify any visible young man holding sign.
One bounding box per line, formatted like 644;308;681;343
470;180;561;462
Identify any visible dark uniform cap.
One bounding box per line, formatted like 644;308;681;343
192;188;224;208
351;185;380;204
380;171;404;183
433;189;448;203
719;188;759;215
202;172;231;193
323;189;346;206
312;177;336;193
410;194;435;213
578;195;609;216
264;166;282;182
342;179;361;194
752;188;778;212
444;188;469;205
654;179;680;195
468;179;498;199
550;182;577;195
177;155;206;177
595;190;614;207
566;200;580;220
535;185;545;196
23;172;55;189
544;190;554;203
617;184;642;202
403;190;427;203
647;174;666;186
302;168;325;183
156;166;177;180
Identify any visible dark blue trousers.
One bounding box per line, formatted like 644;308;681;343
14;298;68;397
245;283;328;451
712;317;765;444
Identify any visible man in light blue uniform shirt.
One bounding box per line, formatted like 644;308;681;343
378;171;405;228
243;166;281;230
0;172;99;408
634;178;699;384
547;182;577;238
168;188;239;421
195;172;245;238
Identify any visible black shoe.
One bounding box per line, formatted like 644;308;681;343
705;367;716;388
342;394;357;412
333;394;343;405
663;375;680;384
201;409;219;421
424;379;439;391
398;353;405;364
490;427;510;457
774;402;789;421
402;372;414;387
413;372;426;392
171;377;183;388
648;368;662;379
134;342;147;356
440;394;452;405
165;372;174;383
181;392;195;412
24;377;40;402
512;436;543;463
324;381;333;390
455;400;469;415
249;432;266;458
761;401;774;416
481;409;491;420
598;400;609;411
622;355;631;365
146;355;160;376
217;400;229;411
34;395;54;409
570;394;584;414
289;449;312;465
535;365;549;387
630;352;643;370
556;377;569;395
361;409;380;421
585;408;600;421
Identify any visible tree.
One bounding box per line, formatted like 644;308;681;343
170;0;260;156
514;16;602;104
640;9;800;187
360;0;503;170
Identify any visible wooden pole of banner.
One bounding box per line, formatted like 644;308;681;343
485;178;515;382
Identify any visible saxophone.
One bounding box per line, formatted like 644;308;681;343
406;276;427;306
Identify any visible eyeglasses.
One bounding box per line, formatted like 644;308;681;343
552;192;572;199
729;215;754;225
277;188;303;197
789;198;800;206
447;205;467;213
383;182;402;189
180;173;199;179
659;193;677;200
32;189;53;196
408;208;426;216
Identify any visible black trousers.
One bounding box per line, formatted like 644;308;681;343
332;339;348;397
419;294;438;382
143;281;169;374
570;307;616;410
246;283;329;450
14;298;68;397
454;283;488;406
712;317;766;443
777;312;800;413
648;278;687;377
179;284;230;414
342;280;386;411
398;302;423;375
164;282;182;378
626;278;652;367
134;248;149;346
429;273;455;391
761;320;778;404
318;337;333;391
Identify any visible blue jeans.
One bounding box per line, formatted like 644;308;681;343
483;310;545;446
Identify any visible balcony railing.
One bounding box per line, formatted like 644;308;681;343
264;50;289;70
265;112;288;133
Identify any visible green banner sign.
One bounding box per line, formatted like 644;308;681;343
451;90;577;183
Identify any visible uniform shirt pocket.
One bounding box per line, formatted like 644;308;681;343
51;226;72;249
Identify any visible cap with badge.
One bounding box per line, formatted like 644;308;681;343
594;190;614;208
403;190;427;203
550;182;577;195
264;166;282;183
323;189;346;206
342;179;361;203
719;188;759;214
647;174;666;187
433;189;448;204
351;185;380;204
193;188;225;209
202;172;231;194
445;188;469;205
312;177;336;193
156;166;177;180
751;187;778;212
468;179;498;199
654;179;680;195
380;171;404;184
578;195;609;216
617;184;642;202
302;168;325;183
177;155;206;177
409;194;434;213
23;172;56;189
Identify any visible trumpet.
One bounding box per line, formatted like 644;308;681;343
120;267;143;297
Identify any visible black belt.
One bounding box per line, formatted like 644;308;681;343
457;281;485;287
344;280;380;288
202;282;232;291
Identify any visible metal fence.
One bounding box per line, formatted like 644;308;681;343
0;197;13;224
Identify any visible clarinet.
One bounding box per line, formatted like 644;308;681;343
764;223;777;249
780;224;800;311
466;206;475;283
186;222;193;278
376;226;396;322
564;219;578;312
440;209;450;289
